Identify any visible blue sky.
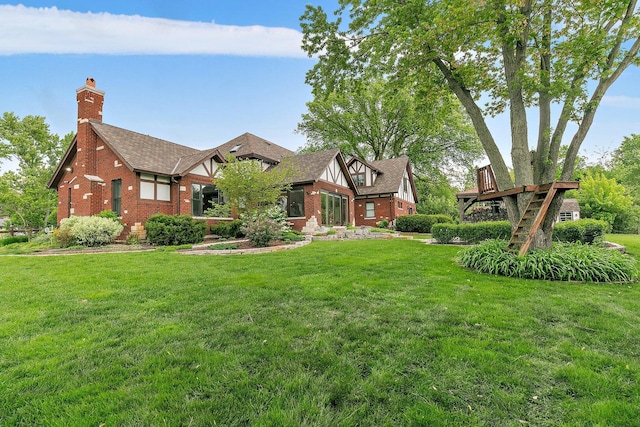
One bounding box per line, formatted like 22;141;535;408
0;1;638;174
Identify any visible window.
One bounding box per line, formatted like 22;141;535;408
365;202;375;219
352;173;365;187
403;177;408;192
286;186;305;217
112;179;122;216
398;201;403;209
321;191;349;226
559;211;572;222
140;174;171;201
408;207;413;215
192;183;226;217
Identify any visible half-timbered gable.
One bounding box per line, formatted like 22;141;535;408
348;158;378;187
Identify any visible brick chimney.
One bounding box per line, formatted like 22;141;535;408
73;78;106;216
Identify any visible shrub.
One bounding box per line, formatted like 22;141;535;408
0;236;29;246
53;227;75;248
432;221;511;244
58;216;124;247
210;220;245;238
459;240;638;283
395;214;452;233
145;214;206;246
554;219;609;244
94;210;120;222
242;215;283;247
431;223;459;243
282;230;305;242
376;219;389;229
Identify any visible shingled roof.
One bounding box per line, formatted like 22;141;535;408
356;156;415;198
91;121;212;176
280;149;354;187
216;132;294;164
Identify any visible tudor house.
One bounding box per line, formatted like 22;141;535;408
48;79;418;236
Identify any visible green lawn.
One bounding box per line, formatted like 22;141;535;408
1;239;639;426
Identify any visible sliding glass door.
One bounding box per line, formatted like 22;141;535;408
321;191;349;226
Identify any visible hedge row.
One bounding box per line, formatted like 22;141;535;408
432;221;512;244
145;214;206;246
395;214;453;233
553;219;608;244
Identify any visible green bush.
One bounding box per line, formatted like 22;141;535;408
395;214;453;233
459;240;638;283
0;236;29;246
242;215;283;247
94;210;120;222
210;220;245;238
145;214;206;246
376;219;389;229
282;230;305;242
432;221;511;244
554;219;609;244
57;216;124;247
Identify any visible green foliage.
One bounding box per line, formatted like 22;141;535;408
395;214;453;233
242;215;283;248
282;230;305;242
432;221;512;244
94;210;120;222
209;242;239;250
0;113;72;230
297;79;482;177
145;214;206;246
459;240;638;283
240;206;292;247
210;220;245;239
0;235;29;246
375;219;389;229
554;219;609;244
611;133;640;204
213;156;294;216
576;170;633;229
57;216;124;247
204;202;232;218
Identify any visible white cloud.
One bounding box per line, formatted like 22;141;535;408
601;95;640;109
0;4;306;57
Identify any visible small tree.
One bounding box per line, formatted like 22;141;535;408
213;156;295;216
576;170;633;230
214;156;297;247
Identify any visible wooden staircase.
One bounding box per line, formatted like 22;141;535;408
507;184;556;255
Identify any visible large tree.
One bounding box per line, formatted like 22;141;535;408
301;0;640;248
0;113;72;231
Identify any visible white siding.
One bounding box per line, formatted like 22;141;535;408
396;169;415;203
321;158;349;187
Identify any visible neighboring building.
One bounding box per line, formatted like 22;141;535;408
557;198;580;222
48;79;418;236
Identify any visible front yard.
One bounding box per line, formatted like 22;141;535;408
1;238;639;425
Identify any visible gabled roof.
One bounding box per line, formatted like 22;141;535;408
280;148;357;190
357;156;418;201
90;121;202;175
216;132;294;164
47;121;226;188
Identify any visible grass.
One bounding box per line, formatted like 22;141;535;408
1;238;640;425
607;233;640;257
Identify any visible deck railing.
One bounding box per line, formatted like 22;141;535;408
477;164;497;194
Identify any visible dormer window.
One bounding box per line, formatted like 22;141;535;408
352;173;365;187
229;144;242;153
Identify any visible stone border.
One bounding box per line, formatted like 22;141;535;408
179;238;312;255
